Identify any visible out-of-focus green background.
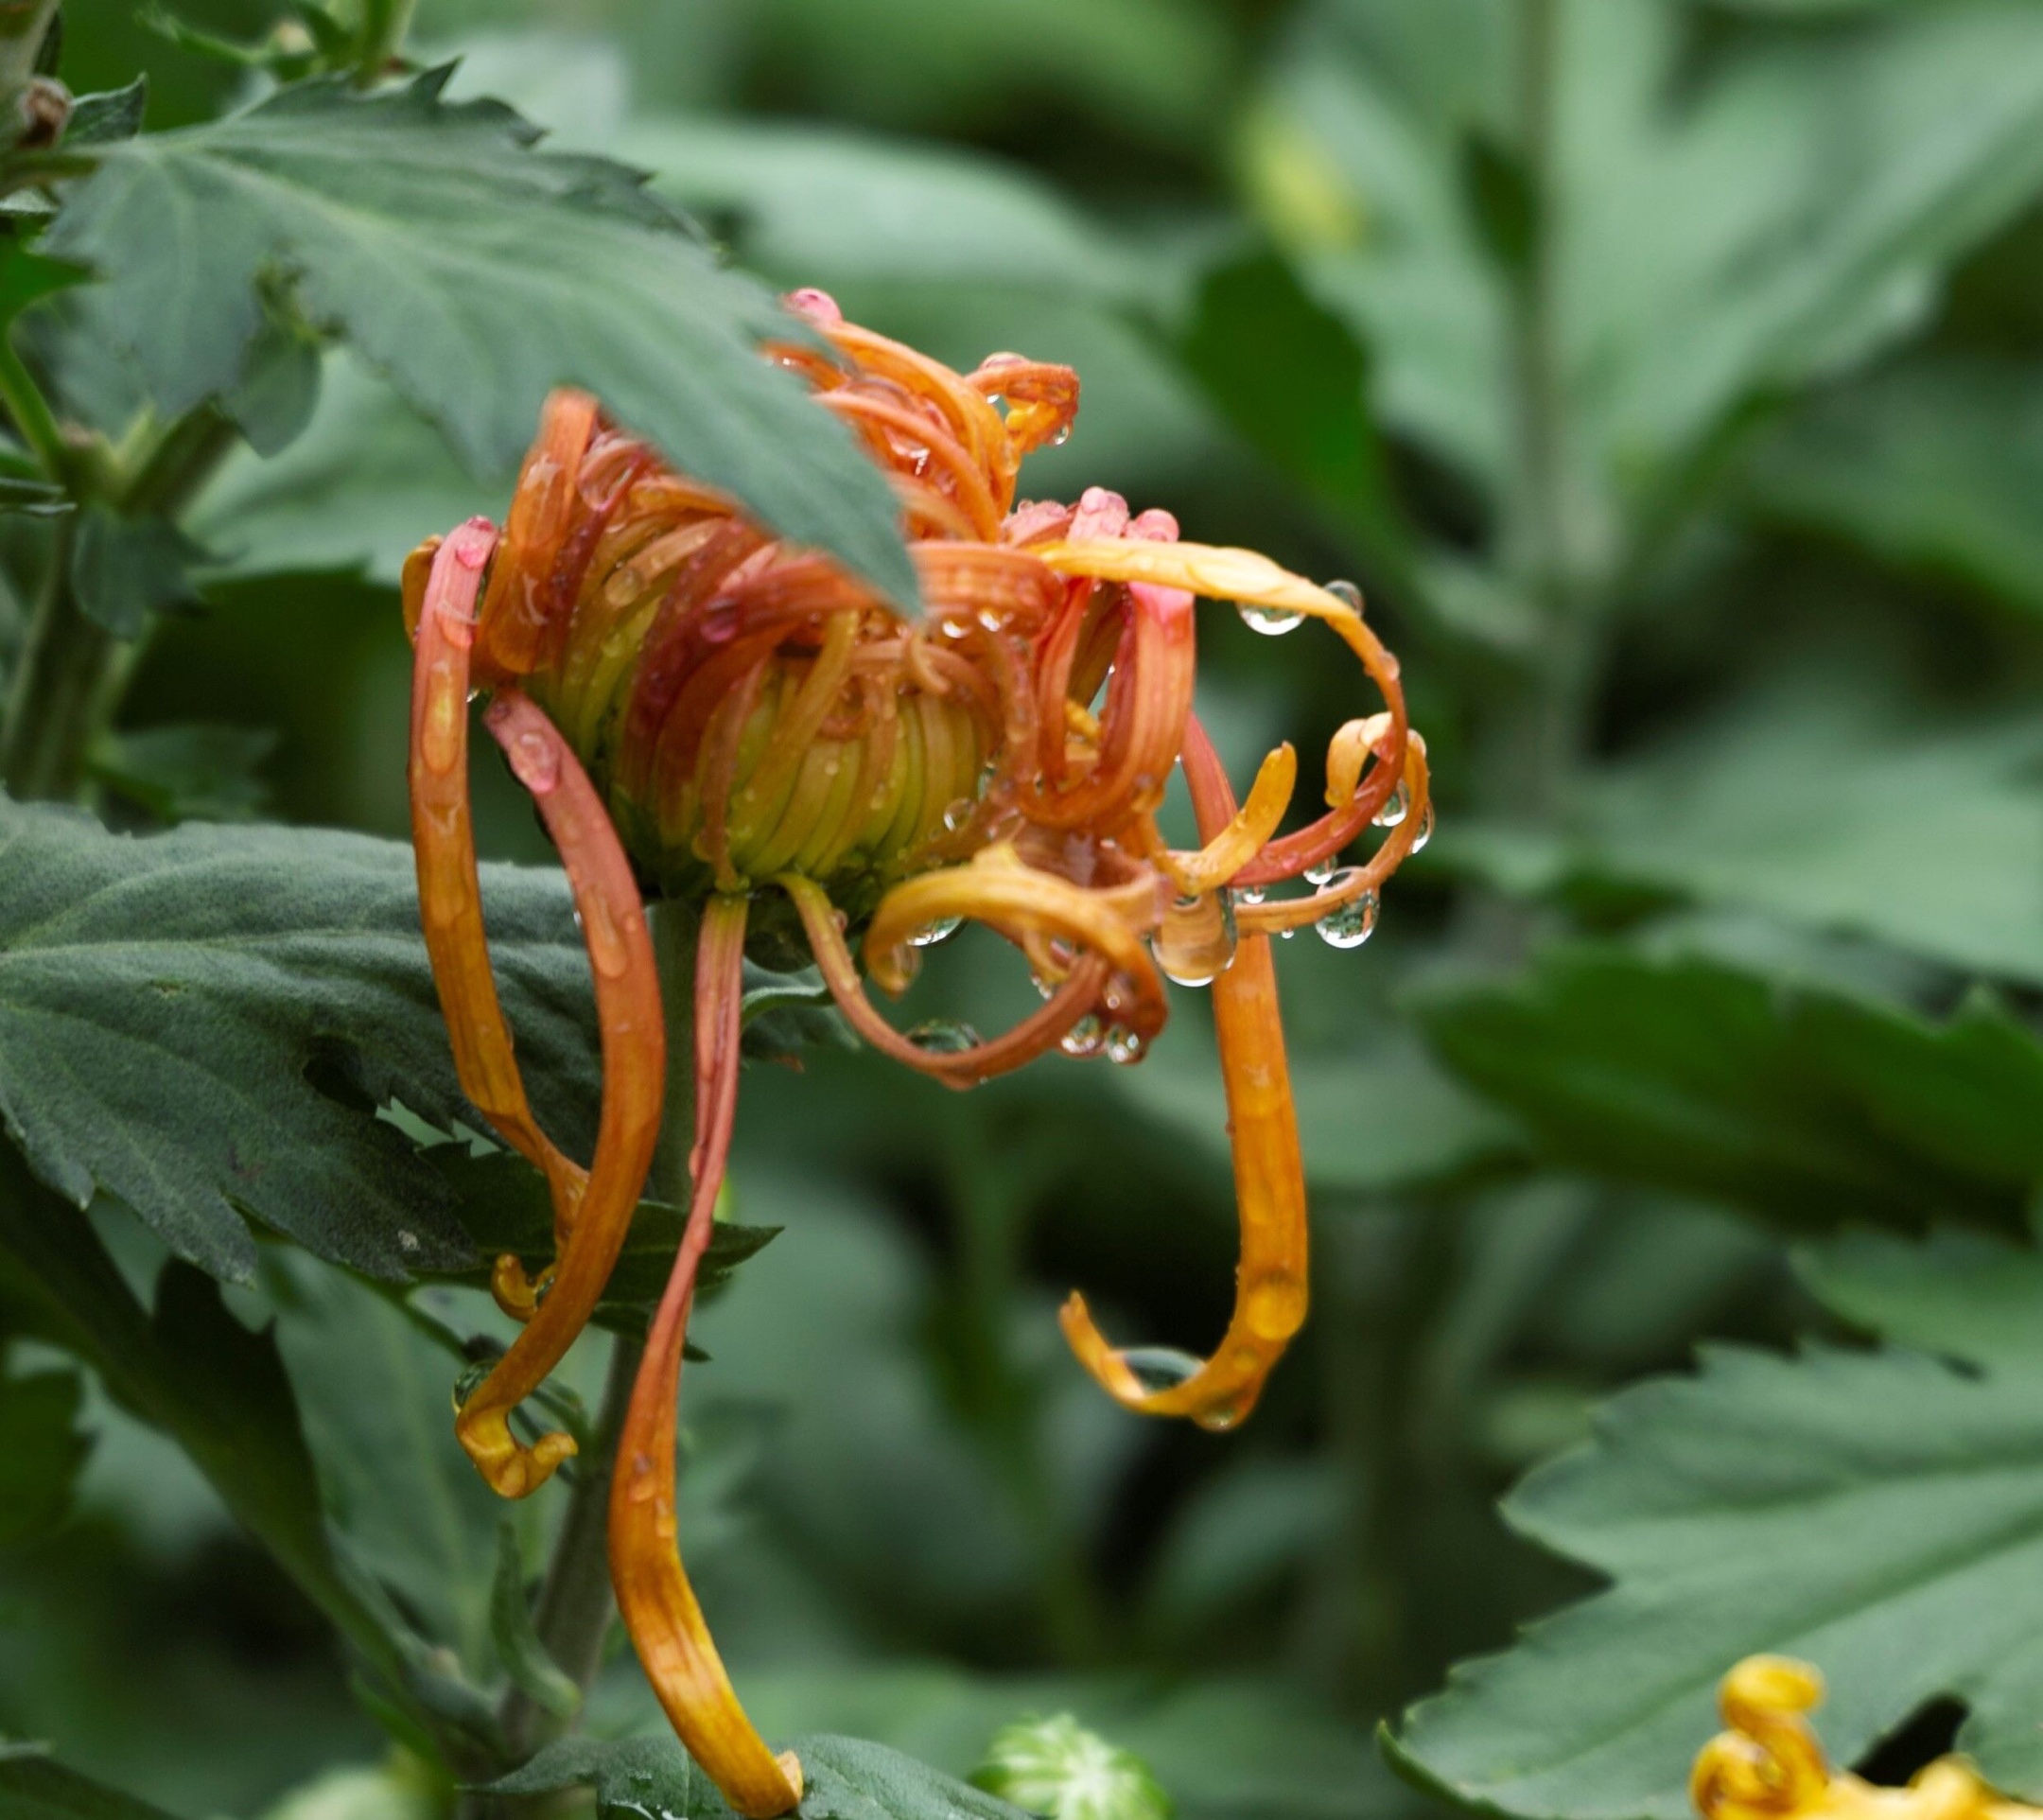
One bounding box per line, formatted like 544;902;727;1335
13;0;2043;1813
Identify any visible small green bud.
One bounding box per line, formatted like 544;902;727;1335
973;1714;1172;1820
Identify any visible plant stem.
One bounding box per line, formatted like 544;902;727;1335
0;334;69;481
461;900;697;1816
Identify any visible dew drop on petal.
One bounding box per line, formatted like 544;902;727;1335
1372;780;1409;829
1316;885;1380;950
1304;856;1336;886
908;917;962;948
1059;1014;1105;1059
941;798;974;832
1050;423;1073;446
1152;889;1237;987
1236;600;1304;637
1123;1346;1203;1391
1411;801;1435;852
1324;578;1363;611
908;1019;983;1055
509;727;561;796
1105;1026;1144;1065
1029;971;1056;1001
1196;1401;1244;1432
1237;884;1266;906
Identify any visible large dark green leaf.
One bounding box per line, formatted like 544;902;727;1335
1390;1226;2043;1818
0;798;598;1284
41;67;917;608
1439;681;2043;986
1418;946;2043;1234
494;1732;1035;1820
0;1747;185;1820
1744;353;2043;620
0;1365;89;1548
0;1148;408;1697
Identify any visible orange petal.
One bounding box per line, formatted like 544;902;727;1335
1034;539;1406;884
610;895;804;1819
452;692;665;1498
1058;716;1307;1431
780;871;1113;1087
1162;742;1296;896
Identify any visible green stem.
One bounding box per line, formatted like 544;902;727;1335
0;401;240;801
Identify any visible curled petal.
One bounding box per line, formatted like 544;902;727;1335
407;521;584;1208
1058;716;1306;1431
864;842;1169;1040
1234;737;1429;937
1692;1658;1832;1820
1033;539;1407;885
477;389;603;681
452;692;665;1499
611;895;804;1820
1162;743;1296;896
781;871;1112;1087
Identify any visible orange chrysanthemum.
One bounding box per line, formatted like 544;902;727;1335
403;288;1429;1816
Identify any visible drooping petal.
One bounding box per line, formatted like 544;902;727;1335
452;691;665;1498
610;894;804;1820
781;870;1112;1087
1058;716;1307;1431
407;520;585;1214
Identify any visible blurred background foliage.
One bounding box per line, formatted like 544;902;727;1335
11;0;2043;1813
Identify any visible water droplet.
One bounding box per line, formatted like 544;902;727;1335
508;727;561;796
1304;857;1336;886
583;897;631;978
1245;1278;1305;1340
1029;971;1056;1001
908;916;962;948
908;1019;983;1055
1152;888;1238;987
1279;926;1296;940
1059;1014;1104;1059
940;797;974;833
1410;802;1435;852
1123;1347;1203;1391
1236;600;1304;637
699;605;739;645
1196;1400;1244;1432
977;605;1011;633
1372;780;1409;828
936;613;970;640
1315;884;1380;950
1325;578;1363;611
1050;423;1073;446
396;1229;420;1254
1237;884;1266;906
422;676;463;774
1106;1026;1145;1065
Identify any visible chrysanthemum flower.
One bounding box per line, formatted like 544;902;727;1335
403;289;1428;1816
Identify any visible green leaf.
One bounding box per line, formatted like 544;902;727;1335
259;1249;516;1673
67;507;208;638
0;1148;409;1698
0;474;66;515
620;117;1145;304
190;357;481;586
42;68;917;610
62;76;148;147
1179;250;1407;562
974;1716;1171;1820
220;300;323;460
0;1365;89;1547
494;1733;1037;1820
1390;1224;2043;1819
0;1745;185;1820
1743;353;2043;620
1440;679;2043;986
87;722;276;822
0;798;599;1285
488;1521;579;1721
1419;945;2043;1235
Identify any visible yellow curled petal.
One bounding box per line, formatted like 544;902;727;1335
1163;743;1296;896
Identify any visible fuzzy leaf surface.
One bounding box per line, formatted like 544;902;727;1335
41;68;917;607
0;799;599;1284
1391;1227;2043;1818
